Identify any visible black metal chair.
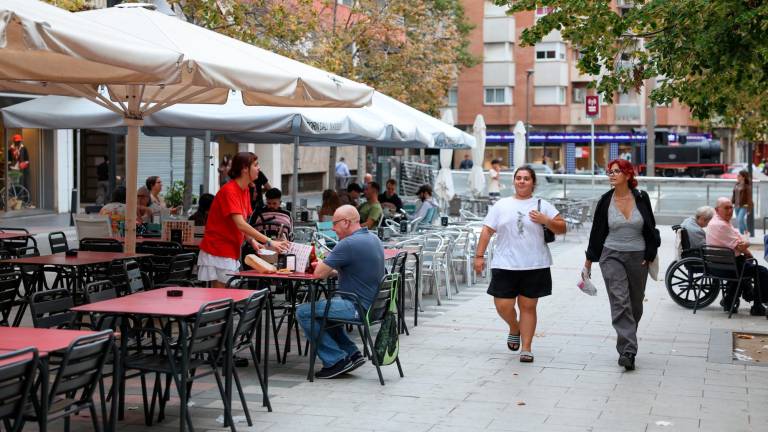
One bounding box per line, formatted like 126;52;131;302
48;231;69;254
28;288;76;329
83;280;120;331
0;347;39;432
24;331;115;432
700;245;762;317
124;299;235;430
231;289;272;423
0;271;22;327
0;228;33;257
310;273;404;385
110;259;152;297
154;252;196;285
136;241;183;281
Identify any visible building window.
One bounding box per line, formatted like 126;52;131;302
484;42;513;62
447;87;458;107
484;87;511;105
535;42;566;61
572;86;586;104
484;1;507;17
535;86;566;105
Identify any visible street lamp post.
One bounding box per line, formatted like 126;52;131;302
525;69;534;164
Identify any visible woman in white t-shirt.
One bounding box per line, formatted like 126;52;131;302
473;166;566;363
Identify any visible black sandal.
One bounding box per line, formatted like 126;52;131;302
507;333;520;351
520;351;534;363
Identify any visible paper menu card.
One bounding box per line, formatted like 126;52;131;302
288;242;313;273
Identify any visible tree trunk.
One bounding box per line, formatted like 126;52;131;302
328;147;337;190
183;136;194;210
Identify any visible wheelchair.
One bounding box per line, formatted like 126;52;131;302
664;225;720;309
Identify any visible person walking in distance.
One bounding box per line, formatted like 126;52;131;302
474;166;566;363
585;159;659;371
731;169;752;236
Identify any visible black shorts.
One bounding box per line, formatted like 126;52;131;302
487;268;552;299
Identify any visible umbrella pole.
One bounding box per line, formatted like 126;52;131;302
292;136;299;221
124;119;142;254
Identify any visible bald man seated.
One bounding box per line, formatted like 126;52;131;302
706;197;767;316
296;205;386;379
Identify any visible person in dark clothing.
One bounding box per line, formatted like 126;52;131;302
379;178;403;213
189;193;214;227
96;156;110;205
585;159;658;372
249;169;271;210
459;154;473;170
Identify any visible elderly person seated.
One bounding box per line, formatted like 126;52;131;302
706;197;767;315
680;206;714;250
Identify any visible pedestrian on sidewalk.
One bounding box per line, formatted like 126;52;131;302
585;159;659;371
473;166;566;363
731;169;752;235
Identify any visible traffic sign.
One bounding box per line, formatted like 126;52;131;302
586;95;599;117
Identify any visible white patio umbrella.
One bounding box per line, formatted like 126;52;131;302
433;111;456;207
0;1;374;252
513;120;527;169
468;114;487;196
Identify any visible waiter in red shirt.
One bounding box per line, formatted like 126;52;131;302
198;152;289;287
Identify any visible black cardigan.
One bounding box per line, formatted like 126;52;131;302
585;188;659;263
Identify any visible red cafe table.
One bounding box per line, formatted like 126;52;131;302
73;287;255;432
0;327;117;432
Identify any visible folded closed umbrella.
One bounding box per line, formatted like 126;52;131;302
468;114;486;196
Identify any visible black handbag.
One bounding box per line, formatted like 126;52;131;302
538;199;556;243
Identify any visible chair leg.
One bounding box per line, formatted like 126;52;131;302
89;404;103;432
395;356;404;378
249;345;272;412
139;373;152;426
232;368;253;426
364;325;385;386
212;370;235;432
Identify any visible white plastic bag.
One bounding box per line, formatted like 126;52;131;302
577;267;597;296
648;256;659;281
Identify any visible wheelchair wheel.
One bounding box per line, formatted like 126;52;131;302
665;257;719;309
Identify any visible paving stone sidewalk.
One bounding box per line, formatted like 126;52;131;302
44;225;768;431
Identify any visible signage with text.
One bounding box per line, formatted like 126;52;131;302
585;95;600;117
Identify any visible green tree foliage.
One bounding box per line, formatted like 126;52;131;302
42;0;91;11
168;0;477;115
501;0;768;139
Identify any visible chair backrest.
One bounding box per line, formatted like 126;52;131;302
111;259;148;296
0;228;32;256
188;299;233;361
233;289;269;353
74;215;112;240
389;251;408;277
251;210;293;240
679;228;692;251
316;221;339;241
136;240;183;256
84;280;117;304
423;207;437;225
0;347;38;428
15;245;39;258
366;273;399;324
165;252;196;282
79;237;122;252
48;231;69;254
700;245;740;280
0;271;21;326
47;331;114;411
29;288;75;329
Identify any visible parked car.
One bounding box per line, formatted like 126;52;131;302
720;163;748;179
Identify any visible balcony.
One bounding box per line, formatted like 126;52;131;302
483;62;515;87
534;62;568;86
483;17;515;43
569;105;593;125
615;104;643;124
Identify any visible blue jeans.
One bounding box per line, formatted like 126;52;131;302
736;207;749;234
296;298;360;367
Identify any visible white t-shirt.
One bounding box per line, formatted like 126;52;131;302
488;168;501;193
483;196;559;270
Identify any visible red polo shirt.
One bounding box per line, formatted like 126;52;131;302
200;180;252;260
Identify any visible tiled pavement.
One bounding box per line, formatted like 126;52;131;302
31;225;768;431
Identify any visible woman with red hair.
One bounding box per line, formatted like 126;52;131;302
585;159;659;371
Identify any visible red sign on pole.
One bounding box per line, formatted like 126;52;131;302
585;95;599;117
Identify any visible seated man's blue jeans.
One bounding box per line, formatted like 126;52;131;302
296;297;360;367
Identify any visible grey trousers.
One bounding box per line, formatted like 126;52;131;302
599;248;648;355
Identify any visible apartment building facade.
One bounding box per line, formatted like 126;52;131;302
447;1;709;173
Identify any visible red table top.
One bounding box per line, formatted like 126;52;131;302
0;232;29;240
0;327;101;353
384;248;406;260
233;270;320;281
72;287;256;317
0;251;149;266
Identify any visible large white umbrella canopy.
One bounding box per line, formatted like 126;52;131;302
0;1;375;252
433;111;456;206
468;114;486;196
513;120;527;169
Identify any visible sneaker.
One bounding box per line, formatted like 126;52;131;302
346;352;366;373
315;358;355;379
618;352;636;371
750;303;766;316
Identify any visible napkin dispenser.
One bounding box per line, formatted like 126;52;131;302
65;249;78;257
167;289;183;297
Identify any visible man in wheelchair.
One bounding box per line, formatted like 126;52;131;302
680;206;713;251
707;197;768;315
